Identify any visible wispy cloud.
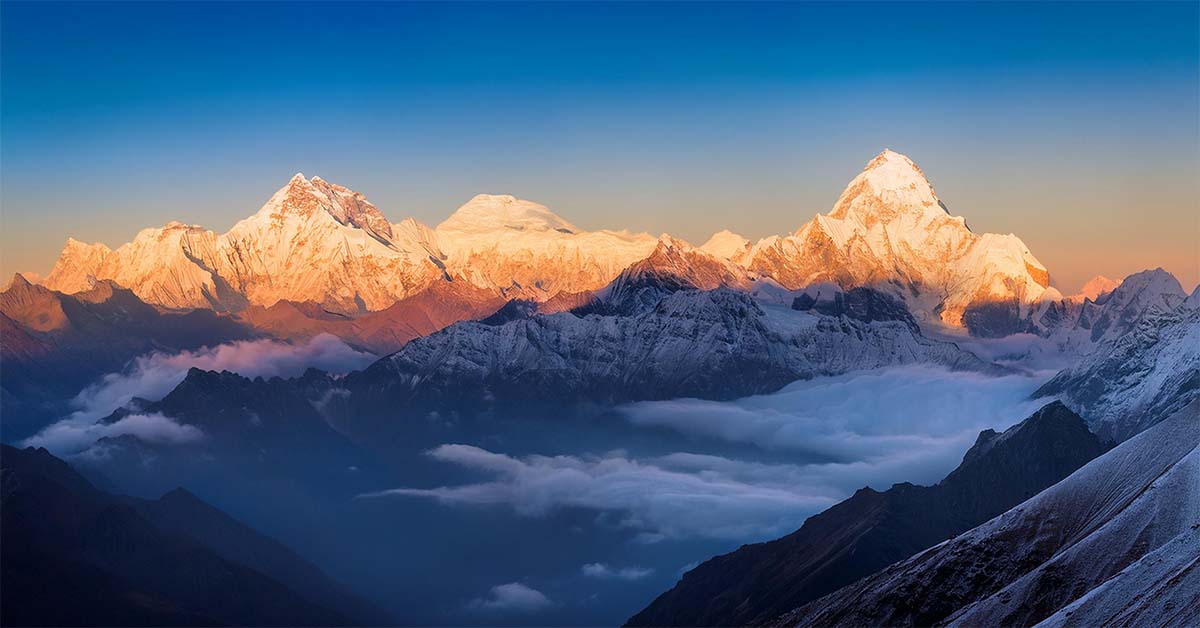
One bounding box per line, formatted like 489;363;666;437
23;412;204;452
361;445;837;541
23;333;374;454
581;563;654;580
467;582;553;613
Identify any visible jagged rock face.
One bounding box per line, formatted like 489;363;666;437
743;150;1051;333
625;402;1107;628
126;368;357;455
777;401;1200;628
578;235;759;316
1072;267;1186;343
349;288;998;412
434;193;660;298
1029;267;1193;359
791;286;918;333
1035;296;1199;442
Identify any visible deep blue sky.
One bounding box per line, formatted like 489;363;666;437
3;1;1198;290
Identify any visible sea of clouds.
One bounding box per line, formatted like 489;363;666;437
364;365;1055;543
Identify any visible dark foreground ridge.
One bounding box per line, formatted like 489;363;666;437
626;401;1109;627
0;444;386;627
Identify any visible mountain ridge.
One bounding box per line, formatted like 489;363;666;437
774;400;1200;628
625;402;1109;628
38;150;1060;336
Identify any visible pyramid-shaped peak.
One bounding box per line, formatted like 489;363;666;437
256;173;394;241
859;149;934;191
1112;268;1185;300
5;272;33;291
438;194;580;234
654;233;693;250
865;148;919;170
826;149;951;224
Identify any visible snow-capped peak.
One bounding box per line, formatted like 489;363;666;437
1099;268;1185;309
700;229;751;260
1074;275;1121;302
826;148;953;227
437;194;581;235
253;173;395;243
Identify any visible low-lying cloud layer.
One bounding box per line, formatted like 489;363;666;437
622;365;1052;484
363;366;1054;542
24;334;374;454
362;444;839;541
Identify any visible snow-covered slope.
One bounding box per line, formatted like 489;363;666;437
700;229;751;260
45;223;226;310
350;288;1000;409
434;194;659;298
743;150;1052;336
1062;268;1187;344
44;175;447;314
214;174;445;312
777;400;1200;628
1035;288;1199;442
41;238;112;294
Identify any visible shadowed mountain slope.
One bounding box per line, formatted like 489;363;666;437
626;402;1107;627
0;444;380;626
776;400;1199;628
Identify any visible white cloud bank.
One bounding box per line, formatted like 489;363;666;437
362;366;1055;542
622;365;1052;474
467;582;553;613
23;334;375;454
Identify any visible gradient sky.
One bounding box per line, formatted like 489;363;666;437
2;1;1197;292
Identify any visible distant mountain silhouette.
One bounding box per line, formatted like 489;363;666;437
0;444;386;626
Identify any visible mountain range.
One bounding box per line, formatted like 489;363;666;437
3;148;1197;627
36;150;1058;337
